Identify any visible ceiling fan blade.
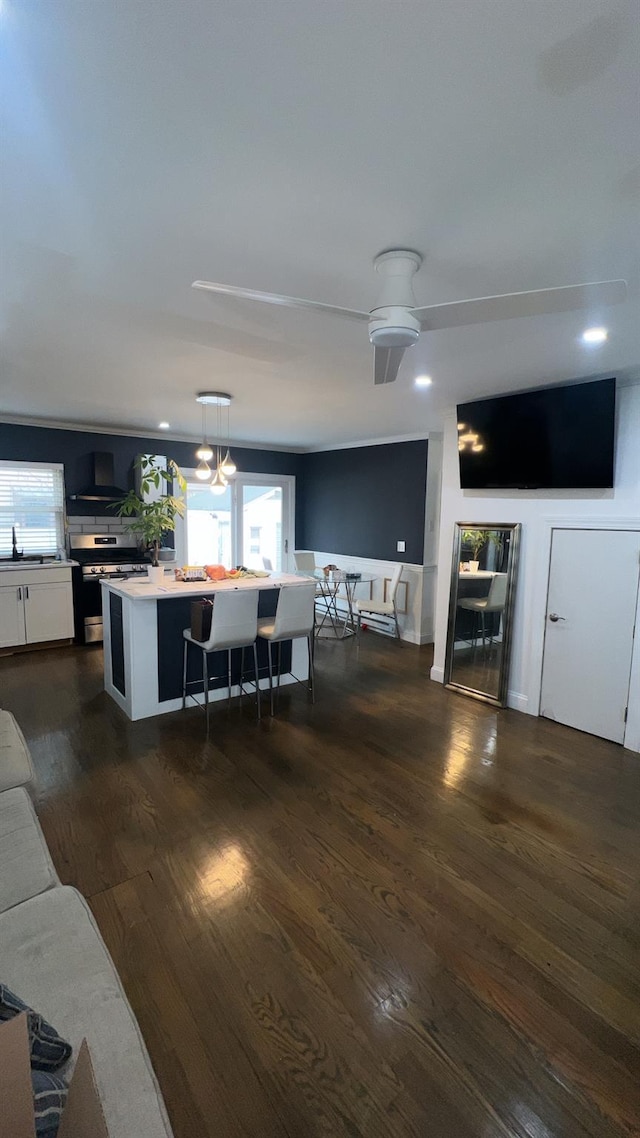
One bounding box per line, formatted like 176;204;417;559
374;345;406;385
192;280;370;322
414;279;627;332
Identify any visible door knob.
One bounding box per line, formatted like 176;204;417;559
548;613;566;622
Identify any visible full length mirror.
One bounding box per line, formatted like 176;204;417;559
444;522;521;706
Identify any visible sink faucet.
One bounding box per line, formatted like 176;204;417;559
11;526;23;561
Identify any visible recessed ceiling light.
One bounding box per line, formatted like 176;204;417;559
158;421;170;430
581;327;608;345
415;374;433;388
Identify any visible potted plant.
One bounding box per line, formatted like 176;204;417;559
113;456;187;585
460;528;502;573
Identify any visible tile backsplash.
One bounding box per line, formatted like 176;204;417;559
66;515;130;535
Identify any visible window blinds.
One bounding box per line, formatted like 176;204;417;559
0;462;66;558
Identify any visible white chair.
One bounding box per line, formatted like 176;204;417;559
262;556;273;571
182;589;261;727
458;572;508;646
293;550;339;630
294;551;316;572
355;563;403;639
257;583;316;715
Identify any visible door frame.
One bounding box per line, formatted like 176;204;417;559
534;516;640;752
174;470;296;573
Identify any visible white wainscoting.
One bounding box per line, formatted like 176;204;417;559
304;551;436;644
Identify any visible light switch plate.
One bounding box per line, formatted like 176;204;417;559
397;540;406;553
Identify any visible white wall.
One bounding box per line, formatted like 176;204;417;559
431;381;640;749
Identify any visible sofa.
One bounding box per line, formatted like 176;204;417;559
0;711;173;1138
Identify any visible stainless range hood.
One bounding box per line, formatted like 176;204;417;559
70;452;128;502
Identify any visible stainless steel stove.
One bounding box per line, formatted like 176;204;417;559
70;534;149;642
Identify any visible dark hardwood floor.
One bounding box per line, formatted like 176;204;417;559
1;636;639;1137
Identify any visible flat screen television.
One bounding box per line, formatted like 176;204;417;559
457;377;616;490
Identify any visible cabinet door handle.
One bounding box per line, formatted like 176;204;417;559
24;585;29;600
17;587;22;601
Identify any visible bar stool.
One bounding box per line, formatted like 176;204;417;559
257;583;316;715
458;572;507;647
182;589;260;727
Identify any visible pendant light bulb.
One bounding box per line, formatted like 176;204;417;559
195;459;211;481
220;448;236;477
195;442;213;462
210;469;227;496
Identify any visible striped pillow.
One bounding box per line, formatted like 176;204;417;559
0;985;72;1070
32;1070;68;1137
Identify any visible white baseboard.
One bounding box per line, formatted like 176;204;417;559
430;665;445;683
507;690;529;713
402;630;433;645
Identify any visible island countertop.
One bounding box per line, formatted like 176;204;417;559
100;571;308;601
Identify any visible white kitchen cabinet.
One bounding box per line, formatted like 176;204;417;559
0;586;27;648
23;581;74;644
0;567;74;648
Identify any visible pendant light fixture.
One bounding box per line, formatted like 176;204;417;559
195;392;235;492
219;401;237;477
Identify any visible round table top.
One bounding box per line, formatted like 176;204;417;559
294;569;377;584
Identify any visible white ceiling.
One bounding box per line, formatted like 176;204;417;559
1;0;638;449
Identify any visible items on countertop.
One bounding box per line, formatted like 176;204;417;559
174;565;271;582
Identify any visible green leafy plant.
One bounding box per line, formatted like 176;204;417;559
461;528;503;562
113;456;187;567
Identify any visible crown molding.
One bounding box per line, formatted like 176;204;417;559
303;431;431;453
0;414;303;453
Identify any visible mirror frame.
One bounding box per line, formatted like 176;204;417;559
444;522;521;708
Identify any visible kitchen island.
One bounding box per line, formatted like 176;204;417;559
101;573;311;721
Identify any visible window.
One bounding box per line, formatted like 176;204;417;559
249;526;261;539
0;462;66;558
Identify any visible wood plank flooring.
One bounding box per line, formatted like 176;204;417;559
1;636;639;1137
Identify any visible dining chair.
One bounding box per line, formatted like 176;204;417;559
182;589;261;727
262;557;273;571
355;563;403;639
257;583;316;715
458;572;508;647
293;551;316;571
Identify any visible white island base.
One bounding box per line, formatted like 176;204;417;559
101;574;310;721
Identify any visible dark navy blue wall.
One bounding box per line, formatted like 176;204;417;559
0;422;304;525
0;422;428;563
299;440;428;565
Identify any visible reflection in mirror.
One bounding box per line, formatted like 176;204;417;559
444;523;521;707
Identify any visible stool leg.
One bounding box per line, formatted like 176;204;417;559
394;604;400;640
182;639;188;710
307;632;315;702
228;648;232;708
253;641;261;721
276;640;282;709
267;641;274;716
202;648;210;731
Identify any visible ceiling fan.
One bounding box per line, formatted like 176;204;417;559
192;250;627;386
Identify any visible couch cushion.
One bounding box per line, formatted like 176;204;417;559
0;789;58;914
0;887;173;1138
0;710;36;795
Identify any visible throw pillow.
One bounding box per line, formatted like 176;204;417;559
0;984;72;1070
32;1070;68;1137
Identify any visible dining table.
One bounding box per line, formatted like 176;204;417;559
295;569;377;639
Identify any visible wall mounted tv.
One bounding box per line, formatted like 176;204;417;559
457;377;616;490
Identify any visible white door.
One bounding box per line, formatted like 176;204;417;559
0;586;26;648
237;477;293;572
541;529;639;743
24;582;74;644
